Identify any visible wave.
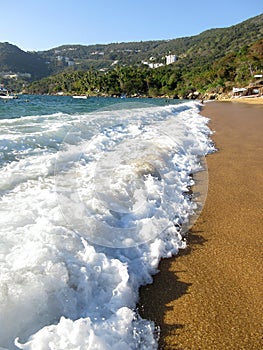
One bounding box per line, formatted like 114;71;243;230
0;101;214;349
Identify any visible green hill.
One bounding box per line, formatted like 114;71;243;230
1;13;262;78
0;13;262;96
37;13;263;73
26;37;263;98
0;42;50;79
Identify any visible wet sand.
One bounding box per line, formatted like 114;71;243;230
139;101;263;349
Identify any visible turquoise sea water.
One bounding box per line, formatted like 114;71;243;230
0;94;179;120
0;95;183;167
0;95;213;349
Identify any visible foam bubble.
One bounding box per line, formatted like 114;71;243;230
0;101;214;349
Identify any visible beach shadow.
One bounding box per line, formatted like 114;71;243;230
138;229;207;349
138;262;190;349
180;229;207;256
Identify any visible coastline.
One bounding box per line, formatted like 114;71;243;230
217;96;263;104
139;101;263;349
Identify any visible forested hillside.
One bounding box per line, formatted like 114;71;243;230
27;38;263;99
1;13;262;97
37;13;263;73
0;43;49;79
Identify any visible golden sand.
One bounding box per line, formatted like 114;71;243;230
220;97;263;104
139;101;263;349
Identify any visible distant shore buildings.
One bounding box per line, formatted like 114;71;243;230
142;54;177;69
165;54;177;65
141;61;165;69
0;71;32;79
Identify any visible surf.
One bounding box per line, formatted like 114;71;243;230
0;99;214;349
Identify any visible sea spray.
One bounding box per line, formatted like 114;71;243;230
0;98;214;349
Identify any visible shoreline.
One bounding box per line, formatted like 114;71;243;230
139;100;263;349
217;96;263;104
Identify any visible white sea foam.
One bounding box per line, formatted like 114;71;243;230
0;101;214;349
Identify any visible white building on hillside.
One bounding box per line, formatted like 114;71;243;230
166;54;177;65
141;61;164;69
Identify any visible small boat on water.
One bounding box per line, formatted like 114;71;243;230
0;86;18;99
72;95;88;99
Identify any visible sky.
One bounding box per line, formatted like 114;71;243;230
1;0;262;52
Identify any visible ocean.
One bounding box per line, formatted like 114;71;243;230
0;95;214;349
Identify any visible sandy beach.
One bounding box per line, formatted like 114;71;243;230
220;97;263;104
139;101;263;349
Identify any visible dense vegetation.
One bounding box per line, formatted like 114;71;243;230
1;13;262;97
27;38;263;99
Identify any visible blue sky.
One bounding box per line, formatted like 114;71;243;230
1;0;262;51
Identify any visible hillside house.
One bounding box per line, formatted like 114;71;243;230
166;54;177;65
